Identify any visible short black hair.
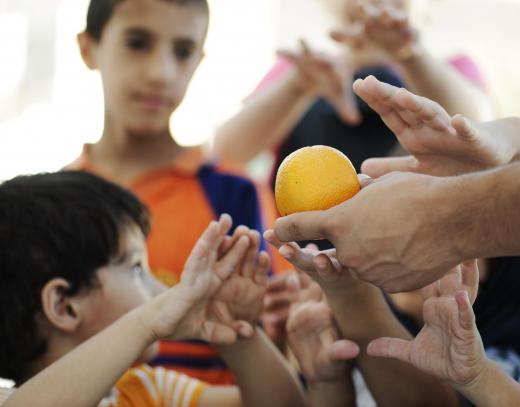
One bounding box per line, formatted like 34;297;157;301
86;0;210;41
0;171;151;383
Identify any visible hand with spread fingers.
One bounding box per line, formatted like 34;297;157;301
331;0;419;62
281;39;361;125
353;75;520;177
367;260;520;406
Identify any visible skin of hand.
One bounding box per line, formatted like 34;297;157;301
281;39;361;124
286;283;359;383
272;172;473;293
146;214;269;344
261;247;319;346
354;75;516;177
330;0;419;61
366;261;490;388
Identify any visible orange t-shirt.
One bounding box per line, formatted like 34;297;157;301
66;145;291;384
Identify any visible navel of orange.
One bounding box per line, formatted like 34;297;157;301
275;145;360;216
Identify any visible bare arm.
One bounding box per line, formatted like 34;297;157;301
212;329;305;407
214;70;314;164
460;360;520;407
264;234;458;407
396;48;494;120
214;42;360;164
3;308;155;407
332;0;494;121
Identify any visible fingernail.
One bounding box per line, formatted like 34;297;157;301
279;246;292;259
315;257;327;269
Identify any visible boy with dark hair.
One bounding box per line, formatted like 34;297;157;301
0;171;304;406
68;0;291;383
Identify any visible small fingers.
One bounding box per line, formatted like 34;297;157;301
217;235;250;280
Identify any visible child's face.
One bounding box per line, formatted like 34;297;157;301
77;225;164;345
85;0;208;137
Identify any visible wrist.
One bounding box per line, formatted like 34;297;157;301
287;70;318;99
391;40;426;68
214;327;259;354
454;358;505;407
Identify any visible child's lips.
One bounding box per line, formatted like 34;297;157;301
135;94;171;111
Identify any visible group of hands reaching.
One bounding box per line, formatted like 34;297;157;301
151;209;485;394
282;0;419;125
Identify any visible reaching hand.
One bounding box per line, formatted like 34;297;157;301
331;0;418;61
148;215;256;344
367;261;487;386
281;39;361;124
263;230;353;289
215;225;270;325
287;288;359;382
354;75;514;177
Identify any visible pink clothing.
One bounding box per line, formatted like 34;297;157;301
254;53;487;94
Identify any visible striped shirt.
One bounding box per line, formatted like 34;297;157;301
99;365;207;407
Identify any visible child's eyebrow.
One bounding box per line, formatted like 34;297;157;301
124;27;153;37
123;26;197;46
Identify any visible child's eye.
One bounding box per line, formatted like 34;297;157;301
126;36;149;52
174;45;193;60
131;262;145;278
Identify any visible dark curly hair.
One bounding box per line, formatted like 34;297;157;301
0;171;150;383
86;0;210;41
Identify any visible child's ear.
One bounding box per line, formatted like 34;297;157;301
41;278;82;333
77;31;97;70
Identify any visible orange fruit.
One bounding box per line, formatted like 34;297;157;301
275;145;360;216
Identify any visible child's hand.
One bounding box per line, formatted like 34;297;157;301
287;282;359;382
281;39;361;125
147;215;255;344
263;230;361;293
354;76;515;177
214;225;270;326
331;0;419;62
367;261;487;387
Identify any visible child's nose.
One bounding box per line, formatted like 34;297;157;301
145;50;176;87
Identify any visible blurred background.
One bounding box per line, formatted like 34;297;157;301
0;0;520;183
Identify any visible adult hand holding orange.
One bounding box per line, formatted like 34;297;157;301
272;165;484;293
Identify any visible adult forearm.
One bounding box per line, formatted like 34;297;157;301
215;328;305;407
5;309;154;407
396;48;494;120
214;71;315;163
443;162;520;260
326;286;458;407
308;378;357;407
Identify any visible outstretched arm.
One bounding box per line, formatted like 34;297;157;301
213;41;359;164
368;261;520;407
332;0;494;120
5;215;251;407
265;231;459;406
